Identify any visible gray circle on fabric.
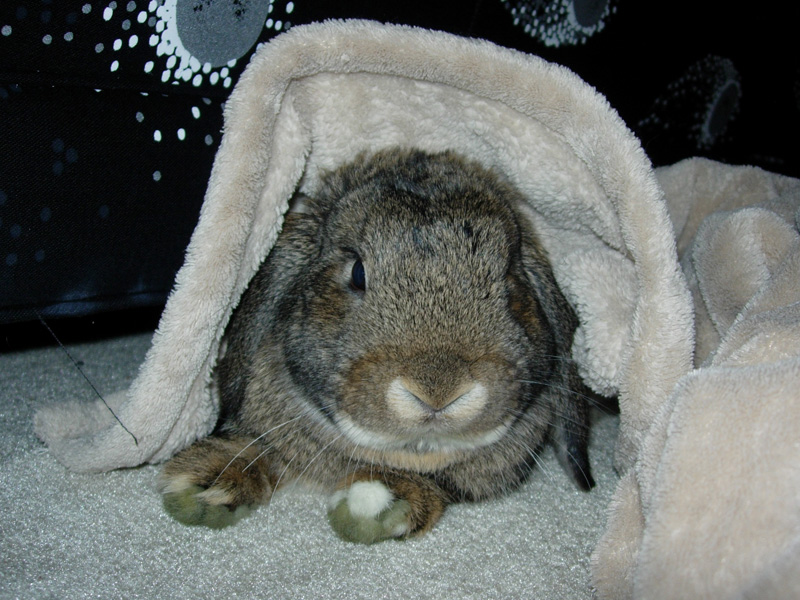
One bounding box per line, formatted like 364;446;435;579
175;0;272;67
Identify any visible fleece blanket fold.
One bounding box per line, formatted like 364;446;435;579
591;158;800;599
33;20;800;598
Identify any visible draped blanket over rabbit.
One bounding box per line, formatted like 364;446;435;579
34;20;800;598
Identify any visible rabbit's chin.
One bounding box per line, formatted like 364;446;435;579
333;412;514;455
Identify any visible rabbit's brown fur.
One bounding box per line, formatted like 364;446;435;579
159;148;594;542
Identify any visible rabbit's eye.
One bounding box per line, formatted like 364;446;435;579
350;258;366;292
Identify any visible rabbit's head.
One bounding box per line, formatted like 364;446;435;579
250;149;587;481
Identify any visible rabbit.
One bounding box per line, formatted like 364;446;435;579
158;148;595;543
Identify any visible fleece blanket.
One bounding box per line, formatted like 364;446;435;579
592;158;800;599
33;20;800;598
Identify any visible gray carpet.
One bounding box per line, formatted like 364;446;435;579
2;331;618;599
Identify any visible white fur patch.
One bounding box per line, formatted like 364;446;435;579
335;411;513;455
335;413;401;447
386;378;422;419
197;486;235;506
343;481;394;518
444;382;488;419
157;472;197;495
157;473;235;505
386;378;489;421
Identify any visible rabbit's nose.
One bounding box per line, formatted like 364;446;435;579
386;377;488;421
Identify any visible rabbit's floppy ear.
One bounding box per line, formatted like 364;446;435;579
519;229;595;491
517;225;578;357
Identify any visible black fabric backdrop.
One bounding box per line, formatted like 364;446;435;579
1;0;797;326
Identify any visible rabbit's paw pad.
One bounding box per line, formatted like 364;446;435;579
327;481;411;544
161;480;251;529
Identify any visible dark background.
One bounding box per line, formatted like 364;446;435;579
1;0;797;348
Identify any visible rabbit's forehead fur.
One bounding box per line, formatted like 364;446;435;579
317;149;521;295
305;151;537;350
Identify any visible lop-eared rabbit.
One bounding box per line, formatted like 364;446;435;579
159;148;594;543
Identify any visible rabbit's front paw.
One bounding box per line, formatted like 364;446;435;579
327;480;411;544
327;471;450;544
161;481;254;529
158;436;273;529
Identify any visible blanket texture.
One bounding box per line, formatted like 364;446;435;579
592;158;800;599
33;21;800;598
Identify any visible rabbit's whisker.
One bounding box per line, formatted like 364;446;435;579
213;415;305;486
286;432;346;494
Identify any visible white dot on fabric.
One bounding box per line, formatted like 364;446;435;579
82;4;92;15
129;34;138;47
95;42;104;52
286;2;294;14
177;128;185;141
113;38;122;50
42;34;52;44
191;106;200;119
192;73;202;87
110;60;119;72
143;61;153;73
2;25;12;36
153;170;161;181
103;6;113;20
136;111;144;122
64;31;74;41
153;129;162;142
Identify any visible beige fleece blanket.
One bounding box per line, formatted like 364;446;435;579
34;20;799;598
592;158;800;599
